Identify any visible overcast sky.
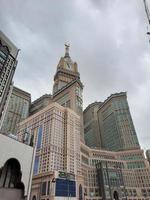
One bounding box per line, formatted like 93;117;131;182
0;0;150;150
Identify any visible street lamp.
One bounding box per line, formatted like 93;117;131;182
66;173;70;200
84;192;87;200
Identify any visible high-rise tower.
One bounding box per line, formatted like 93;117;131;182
97;92;140;151
1;86;31;135
53;44;84;140
84;102;102;148
53;44;83;114
0;31;19;130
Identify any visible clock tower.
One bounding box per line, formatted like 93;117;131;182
53;44;81;94
53;45;84;141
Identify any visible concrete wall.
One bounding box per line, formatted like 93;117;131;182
0;188;24;200
0;133;34;197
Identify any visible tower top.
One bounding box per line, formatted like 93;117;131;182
64;43;70;58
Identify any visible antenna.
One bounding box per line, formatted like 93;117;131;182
64;43;70;57
143;0;150;24
143;0;150;40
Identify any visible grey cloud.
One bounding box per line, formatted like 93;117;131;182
0;0;150;150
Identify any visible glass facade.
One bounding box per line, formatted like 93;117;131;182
127;161;145;169
1;87;30;134
84;102;102;148
103;112;120;151
98;93;140;151
0;33;18;122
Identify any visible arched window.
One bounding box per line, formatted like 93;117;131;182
32;195;36;200
79;184;83;200
113;191;119;200
0;158;24;194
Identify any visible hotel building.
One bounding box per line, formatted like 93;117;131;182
80;143;150;200
0;31;19;130
52;44;84;141
29;94;52;116
1;86;31;135
97;92;140;151
83;102;102;148
17;46;150;200
17;102;81;200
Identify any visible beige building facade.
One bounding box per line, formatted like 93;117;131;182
52;44;84;141
81;143;150;200
17;102;82;200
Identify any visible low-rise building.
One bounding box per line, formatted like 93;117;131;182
81;142;150;200
0;133;34;200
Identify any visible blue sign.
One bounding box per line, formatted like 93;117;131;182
55;178;76;197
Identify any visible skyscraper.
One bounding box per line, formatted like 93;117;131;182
84;102;102;148
53;44;84;140
17;46;150;200
17;102;81;200
97;92;140;151
17;46;83;199
0;31;19;129
29;94;52;116
1;86;31;135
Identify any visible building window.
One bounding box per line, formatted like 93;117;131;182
37;126;43;149
41;182;47;196
32;196;36;200
47;181;50;195
33;156;39;175
79;184;83;200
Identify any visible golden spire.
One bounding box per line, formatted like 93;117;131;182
64;43;70;57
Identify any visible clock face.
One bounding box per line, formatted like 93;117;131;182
67;63;71;70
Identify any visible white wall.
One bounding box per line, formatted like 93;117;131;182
0;134;34;197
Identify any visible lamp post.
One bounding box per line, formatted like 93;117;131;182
84;192;87;200
66;173;70;200
51;178;56;199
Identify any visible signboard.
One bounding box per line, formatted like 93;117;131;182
59;171;67;179
109;171;118;179
55;178;76;197
58;171;75;181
